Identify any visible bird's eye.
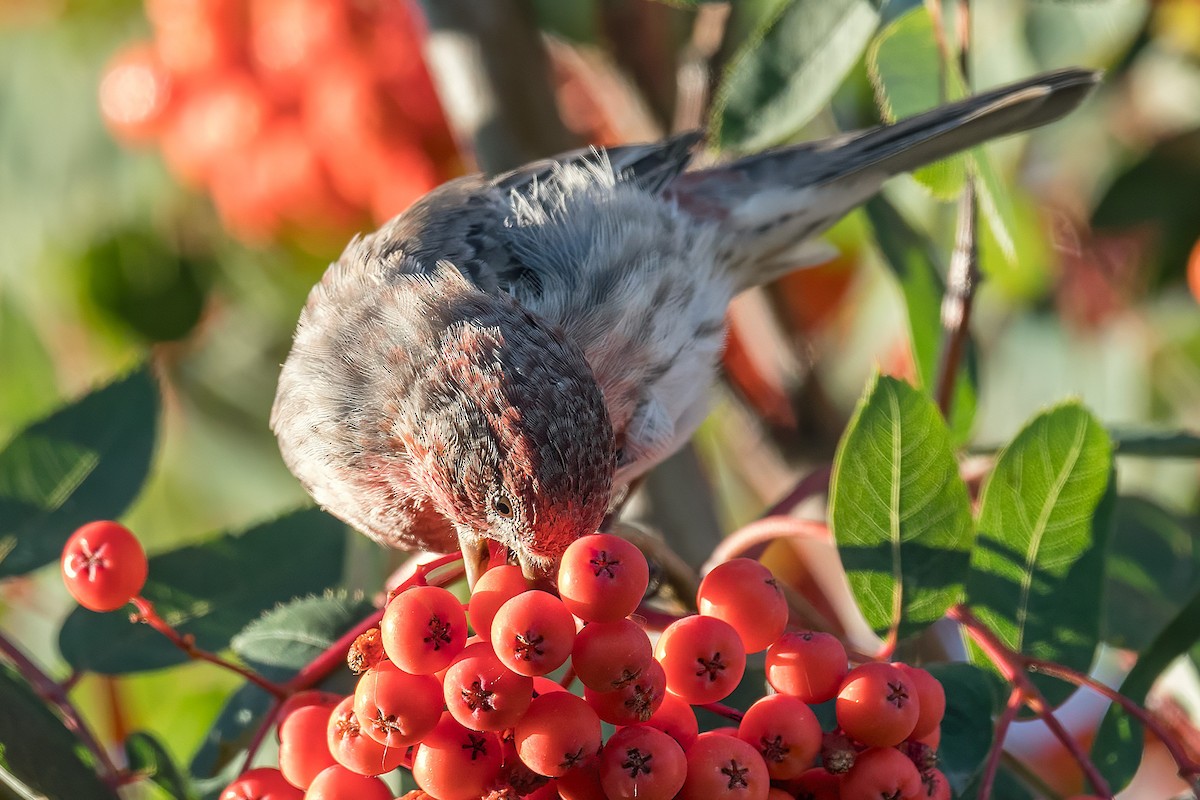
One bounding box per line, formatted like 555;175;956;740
493;494;515;519
615;447;627;466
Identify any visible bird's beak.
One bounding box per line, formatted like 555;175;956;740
516;550;541;582
460;535;490;590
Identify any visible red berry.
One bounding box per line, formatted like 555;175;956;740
412;712;503;800
898;665;946;739
572;618;653;692
920;768;952;800
61;521;148;612
277;702;337;789
381;585;469;675
678;731;770;800
556;757;607;800
787;767;842;799
146;0;242;78
557;534;649;623
159;72;268;188
352;660;443;748
836;662;920;748
304;765;392;800
584;658;666;725
599;725;687;800
98;43;173;144
697;559;787;653
737;694;822;780
765;631;848;703
490;590;576;676
467;564;528;637
639;690;699;751
654;615;746;705
514;690;602;777
276;690;342;730
326;695;405;776
219;767;302;800
442;648;533;731
839;746;922;800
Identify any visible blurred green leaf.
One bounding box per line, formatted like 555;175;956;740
126;731;192;800
866;6;967;198
1109;427;1200;458
231;590;375;683
0;664;119;800
59;508;349;674
830;373;974;640
0;367;157;578
189;684;273;784
0;293;58;441
927;663;1001;794
965;403;1115;706
1104;497;1200;652
972;151;1018;263
81;228;210;343
864;196;977;443
1093;587;1200;790
1092;128;1200;286
713;0;883;151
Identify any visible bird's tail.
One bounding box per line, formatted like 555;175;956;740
673;67;1101;287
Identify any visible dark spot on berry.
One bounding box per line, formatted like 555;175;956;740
462;680;496;712
696;653;727;682
887;680;910;708
462;733;489;761
621;747;653;778
590;550;620;578
760;734;789;763
513;631;545;661
424;615;452;650
720;759;750;789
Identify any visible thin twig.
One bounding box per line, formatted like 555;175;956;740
131;598;286;699
698;702;744;724
0;632;120;782
761;466;832;520
977;687;1024;800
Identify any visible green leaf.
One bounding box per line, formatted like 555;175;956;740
830;373;974;640
126;731;192;800
189;683;273;782
0;664;120;800
713;0;882;152
866;6;967;198
0;293;58;441
1109;427;1200;459
863;196;977;443
59;508;350;674
0;367;158;578
231;590;375;683
926;663;1001;794
1104;496;1200;651
1092;588;1200;790
972;151;1018;262
965;402;1115;706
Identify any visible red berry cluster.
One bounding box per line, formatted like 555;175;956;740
214;534;950;800
99;0;457;243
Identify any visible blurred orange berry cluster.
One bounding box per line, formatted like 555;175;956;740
99;0;459;244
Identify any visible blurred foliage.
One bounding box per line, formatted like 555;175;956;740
2;0;1200;797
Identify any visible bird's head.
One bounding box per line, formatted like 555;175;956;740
393;266;616;582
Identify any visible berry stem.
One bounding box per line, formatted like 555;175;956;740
0;631;120;783
130;597;286;698
949;604;1113;798
976;686;1023;800
1026;657;1200;787
240;697;284;772
559;665;577;691
697;702;745;723
761;466;832;519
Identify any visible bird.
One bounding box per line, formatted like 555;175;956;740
271;67;1100;586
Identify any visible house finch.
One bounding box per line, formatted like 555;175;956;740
272;68;1098;583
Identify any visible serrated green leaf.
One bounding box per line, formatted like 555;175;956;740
864;196;977;443
0;367;157;578
0;664;120;800
926;663;1001;794
1104;497;1200;651
713;0;882;152
126;731;192;800
0;293;58;441
59;508;349;674
1092;588;1200;791
866;6;967;198
231;590;375;683
830;374;974;640
965;402;1114;706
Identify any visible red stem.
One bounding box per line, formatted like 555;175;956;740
697;702;744;724
131;597;286;698
761;466;832;519
0;631;120;782
948;604;1112;798
977;687;1023;800
1026;658;1200;787
241;698;284;772
559;665;577;691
